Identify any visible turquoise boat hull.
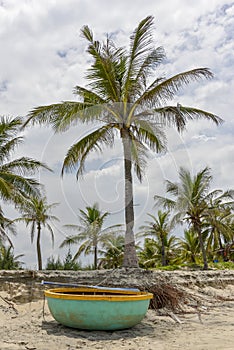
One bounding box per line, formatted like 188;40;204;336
45;287;153;330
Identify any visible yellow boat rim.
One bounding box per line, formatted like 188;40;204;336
45;287;153;302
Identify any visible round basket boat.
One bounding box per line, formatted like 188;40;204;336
45;287;153;330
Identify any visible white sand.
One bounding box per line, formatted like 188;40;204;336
0;284;234;350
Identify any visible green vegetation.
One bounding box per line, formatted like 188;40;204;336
45;250;81;270
98;235;125;269
0;242;24;269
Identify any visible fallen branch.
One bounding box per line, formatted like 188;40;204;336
0;295;18;314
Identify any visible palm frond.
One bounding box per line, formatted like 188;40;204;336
154;194;176;211
0;136;24;164
134;47;165;94
153;105;222;132
138;68;215;107
59;235;81;248
130;137;148;182
123;16;154;101
46;223;55;247
73;86;106;104
81;26;125;101
0;116;22;138
24;102;94;131
133;118;166;152
61;124;115;177
1;157;51;175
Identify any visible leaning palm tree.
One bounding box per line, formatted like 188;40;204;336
0;116;50;208
15;196;59;270
23;16;222;267
60;203;122;269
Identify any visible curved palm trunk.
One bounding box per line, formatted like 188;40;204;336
37;221;42;270
121;129;139;268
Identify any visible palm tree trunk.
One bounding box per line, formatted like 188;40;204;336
161;234;166;266
37;222;42;270
121;128;138;268
195;222;208;270
94;245;97;269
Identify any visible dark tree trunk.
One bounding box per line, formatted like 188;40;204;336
36;222;42;270
161;234;167;266
94;245;97;270
218;236;226;261
195;222;208;270
121;128;138;268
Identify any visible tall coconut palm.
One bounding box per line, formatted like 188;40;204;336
154;166;231;269
0;116;50;208
24;16;222;267
15;196;59;270
139;210;176;266
60;203;122;269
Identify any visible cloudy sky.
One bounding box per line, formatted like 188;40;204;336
0;0;234;268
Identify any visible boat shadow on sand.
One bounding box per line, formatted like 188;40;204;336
41;319;155;341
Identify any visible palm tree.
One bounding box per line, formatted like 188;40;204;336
138;238;159;268
98;234;125;269
60;203;122;269
15;196;59;270
178;229;201;264
204;192;234;260
0;207;17;247
139;210;176;266
0;116;50;208
0;242;24;269
23;16;222;267
138;235;178;268
154;166;231;269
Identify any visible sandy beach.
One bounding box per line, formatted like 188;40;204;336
0;278;234;350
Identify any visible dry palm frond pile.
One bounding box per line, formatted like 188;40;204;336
146;283;195;312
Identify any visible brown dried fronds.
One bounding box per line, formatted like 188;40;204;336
147;283;191;312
